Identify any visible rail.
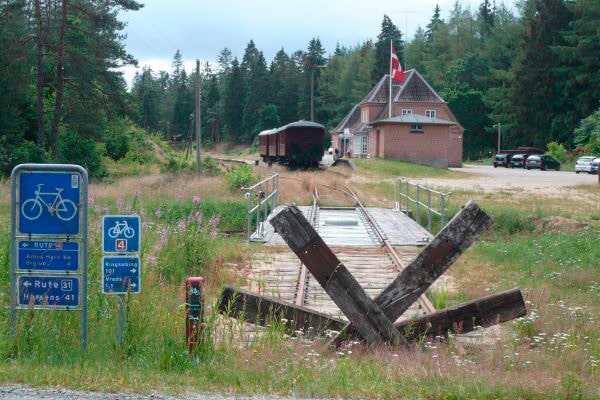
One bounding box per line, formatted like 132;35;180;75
393;178;451;234
243;172;279;242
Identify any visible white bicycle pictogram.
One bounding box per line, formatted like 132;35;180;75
21;184;77;221
108;220;135;239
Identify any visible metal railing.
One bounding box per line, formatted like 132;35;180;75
393;178;451;233
243;172;279;242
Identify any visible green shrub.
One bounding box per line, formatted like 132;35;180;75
105;130;130;160
545;141;568;162
224;164;257;192
160;155;195;174
125;126;156;164
0;136;47;176
57;130;105;177
202;156;222;176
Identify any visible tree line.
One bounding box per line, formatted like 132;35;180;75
1;0;599;177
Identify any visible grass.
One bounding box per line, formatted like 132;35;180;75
353;158;466;179
1;153;600;398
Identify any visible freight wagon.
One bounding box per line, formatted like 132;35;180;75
259;121;325;167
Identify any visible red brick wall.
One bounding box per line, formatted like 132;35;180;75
378;123;463;168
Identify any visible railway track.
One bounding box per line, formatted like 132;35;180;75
245;185;435;325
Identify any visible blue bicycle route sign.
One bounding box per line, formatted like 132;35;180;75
17;240;80;272
17;275;80;309
102;256;141;294
18;171;82;235
102;215;141;253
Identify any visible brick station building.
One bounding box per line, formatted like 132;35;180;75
332;70;464;168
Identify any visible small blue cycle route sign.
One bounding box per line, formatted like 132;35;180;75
17;275;80;309
102;215;141;253
17;240;80;272
18;171;81;235
102;256;141;294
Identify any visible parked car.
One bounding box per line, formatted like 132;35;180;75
509;154;527;168
592;158;599;175
575;156;596;174
526;155;561;171
493;153;512;168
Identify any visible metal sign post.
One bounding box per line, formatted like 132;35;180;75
102;215;142;345
10;163;88;351
185;277;204;353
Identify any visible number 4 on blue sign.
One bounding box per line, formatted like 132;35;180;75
102;215;141;254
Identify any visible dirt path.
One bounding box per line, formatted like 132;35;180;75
420;164;598;193
0;385;316;400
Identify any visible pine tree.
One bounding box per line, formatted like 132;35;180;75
478;0;495;37
372;15;403;82
242;50;269;140
509;0;573;146
425;4;444;42
223;58;244;140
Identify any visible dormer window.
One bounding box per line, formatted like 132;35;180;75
402;109;413;115
425;110;436;118
361;108;368;123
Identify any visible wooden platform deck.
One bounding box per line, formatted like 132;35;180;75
260;206;432;247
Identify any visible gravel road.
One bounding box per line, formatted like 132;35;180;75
0;385;315;400
420;164;598;193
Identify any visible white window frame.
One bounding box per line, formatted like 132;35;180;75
402;109;413;115
361;108;368;123
410;124;424;133
425;110;436;118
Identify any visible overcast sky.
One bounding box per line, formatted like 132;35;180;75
118;0;517;85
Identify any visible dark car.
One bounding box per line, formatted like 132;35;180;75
509;154;527;168
493;153;512;168
526;155;561;171
592;158;599;175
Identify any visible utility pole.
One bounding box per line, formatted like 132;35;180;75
196;59;202;176
310;64;327;122
494;123;502;153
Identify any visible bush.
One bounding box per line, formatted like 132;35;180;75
124;127;156;164
0;135;47;176
160;155;195;174
202;156;222;176
574;108;600;154
105;130;130;160
545;141;568;162
57;130;105;177
224;164;257;192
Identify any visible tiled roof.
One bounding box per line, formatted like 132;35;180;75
333;105;360;133
394;70;444;103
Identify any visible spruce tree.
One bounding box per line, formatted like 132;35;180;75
426;5;444;42
372;15;403;82
223;58;244;140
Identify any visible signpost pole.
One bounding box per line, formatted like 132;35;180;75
9;168;18;337
80;168;88;351
117;294;125;345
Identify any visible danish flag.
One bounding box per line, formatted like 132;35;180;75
391;46;405;83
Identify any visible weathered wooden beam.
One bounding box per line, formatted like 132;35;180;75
330;201;493;347
270;205;405;346
395;288;526;340
218;285;346;332
218;286;526;342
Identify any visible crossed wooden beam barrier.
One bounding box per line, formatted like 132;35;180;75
218;202;527;347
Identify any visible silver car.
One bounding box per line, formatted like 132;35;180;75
575;156;596;174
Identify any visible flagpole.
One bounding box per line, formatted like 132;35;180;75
389;39;392;119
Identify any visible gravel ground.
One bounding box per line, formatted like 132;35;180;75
0;385;316;400
421;164;598;193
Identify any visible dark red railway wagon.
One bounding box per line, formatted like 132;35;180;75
277;121;325;167
258;129;277;162
259;121;325;167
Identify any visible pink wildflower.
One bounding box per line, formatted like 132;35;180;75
178;220;187;232
147;255;156;265
102;207;109;214
139;210;146;219
209;215;220;228
192;195;201;204
116;197;124;211
154;209;162;219
88;194;95;205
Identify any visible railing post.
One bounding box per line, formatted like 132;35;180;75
427;187;432;233
246;190;252;242
416;184;420;225
264;180;269;223
440;193;446;229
